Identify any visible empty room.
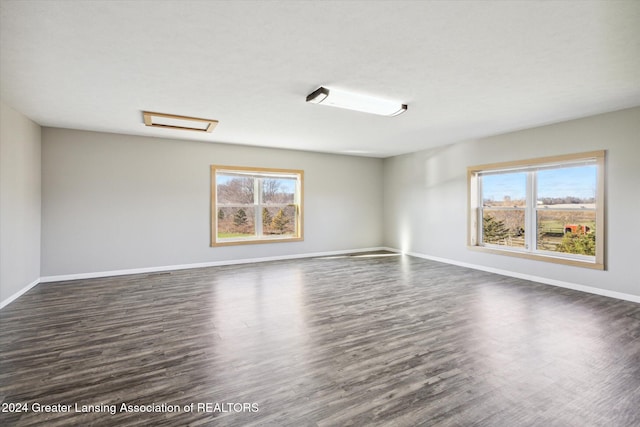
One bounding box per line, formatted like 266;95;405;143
1;1;639;426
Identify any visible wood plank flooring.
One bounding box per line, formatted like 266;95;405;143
1;252;639;426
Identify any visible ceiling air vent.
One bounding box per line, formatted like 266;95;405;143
142;111;218;133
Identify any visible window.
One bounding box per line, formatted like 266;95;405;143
468;151;605;269
211;166;303;246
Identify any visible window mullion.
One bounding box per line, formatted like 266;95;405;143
255;177;263;237
526;171;535;252
477;175;483;246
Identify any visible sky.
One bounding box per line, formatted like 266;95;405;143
482;165;597;201
217;175;296;194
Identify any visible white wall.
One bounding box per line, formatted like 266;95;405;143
41;128;383;276
383;107;640;298
0;100;41;304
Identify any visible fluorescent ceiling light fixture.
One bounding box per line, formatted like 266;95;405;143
306;87;407;117
143;111;218;133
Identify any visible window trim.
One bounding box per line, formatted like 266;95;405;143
211;165;304;247
467;150;605;270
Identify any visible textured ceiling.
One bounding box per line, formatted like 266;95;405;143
1;0;639;158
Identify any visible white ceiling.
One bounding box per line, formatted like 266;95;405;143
1;0;639;158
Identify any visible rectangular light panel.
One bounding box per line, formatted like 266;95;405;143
306;87;407;117
143;111;218;133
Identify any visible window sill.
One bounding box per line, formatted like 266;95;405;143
211;236;303;247
467;245;604;270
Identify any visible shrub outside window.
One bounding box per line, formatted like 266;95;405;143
211;166;303;246
468;151;605;269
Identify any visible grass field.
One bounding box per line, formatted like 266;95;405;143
218;232;254;238
483;212;596;253
539;219;596;234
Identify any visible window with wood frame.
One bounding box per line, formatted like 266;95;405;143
211;166;303;246
468;151;605;269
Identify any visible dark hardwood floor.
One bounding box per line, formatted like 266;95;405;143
1;252;639;426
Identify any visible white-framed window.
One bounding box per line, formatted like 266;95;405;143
211;165;303;246
467;151;605;269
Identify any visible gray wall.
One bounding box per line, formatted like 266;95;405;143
0;100;41;302
383;107;640;297
10;106;640;299
41;128;383;276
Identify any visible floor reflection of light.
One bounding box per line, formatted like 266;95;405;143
468;284;608;397
352;253;401;258
316;252;401;260
209;265;311;398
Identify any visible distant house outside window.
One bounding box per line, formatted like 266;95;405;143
467;151;605;269
211;166;303;246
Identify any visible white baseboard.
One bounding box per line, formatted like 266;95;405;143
39;247;388;283
0;278;41;310
12;246;639;307
382;247;640;304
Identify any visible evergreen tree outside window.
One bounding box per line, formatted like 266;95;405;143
211;166;303;246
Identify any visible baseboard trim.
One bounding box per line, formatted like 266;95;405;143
382;247;640;304
0;278;41;310
39;247;388;283
24;246;640;305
